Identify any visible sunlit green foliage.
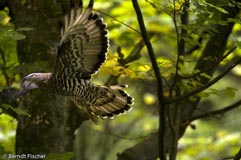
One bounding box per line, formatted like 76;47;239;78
179;121;241;160
0;0;241;159
88;1;241;159
0;8;17;154
0;114;16;153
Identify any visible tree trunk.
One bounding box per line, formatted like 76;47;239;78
8;0;87;156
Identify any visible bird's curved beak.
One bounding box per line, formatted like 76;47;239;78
23;74;35;81
22;75;39;91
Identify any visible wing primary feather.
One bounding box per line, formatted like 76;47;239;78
64;15;68;34
70;9;75;25
76;8;82;17
55;0;109;79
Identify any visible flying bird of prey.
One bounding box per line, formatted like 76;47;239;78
23;0;134;123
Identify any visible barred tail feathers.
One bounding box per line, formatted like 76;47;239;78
89;85;134;120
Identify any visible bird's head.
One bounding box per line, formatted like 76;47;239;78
22;73;52;91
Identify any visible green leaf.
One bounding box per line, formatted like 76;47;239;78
2;104;30;117
0;10;10;25
11;31;26;40
199;0;228;14
0;144;6;154
11;107;30;117
146;0;162;11
200;72;212;80
16;27;34;32
219;87;237;98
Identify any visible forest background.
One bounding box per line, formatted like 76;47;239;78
0;0;241;160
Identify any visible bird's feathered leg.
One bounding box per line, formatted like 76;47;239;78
86;105;99;124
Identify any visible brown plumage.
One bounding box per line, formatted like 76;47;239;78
23;0;134;123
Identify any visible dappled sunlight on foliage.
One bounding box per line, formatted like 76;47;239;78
0;0;241;159
0;8;18;155
179;121;241;160
0;114;16;153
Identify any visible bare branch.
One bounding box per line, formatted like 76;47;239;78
169;0;190;159
221;146;241;160
165;57;241;103
179;46;237;79
188;99;241;121
185;37;203;55
106;36;151;85
234;147;241;160
131;0;166;159
120;33;154;65
169;0;180;95
91;9;141;35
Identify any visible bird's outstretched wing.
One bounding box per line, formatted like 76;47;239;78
53;0;109;79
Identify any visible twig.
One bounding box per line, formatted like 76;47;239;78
169;0;189;159
105;36;151;85
221;147;241;160
222;156;234;160
61;2;142;35
188;99;241;121
165;57;241;103
0;47;10;86
178;46;237;79
91;9;141;35
84;124;158;141
185;37;203;55
234;147;241;160
131;0;166;159
122;33;154;65
169;0;180;95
